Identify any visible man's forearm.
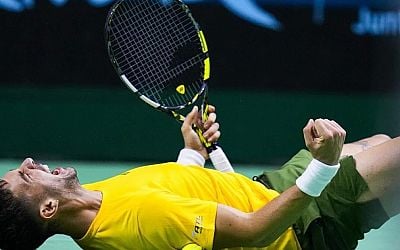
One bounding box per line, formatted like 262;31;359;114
250;185;312;246
214;185;312;248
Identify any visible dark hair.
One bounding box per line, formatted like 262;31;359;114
0;179;49;250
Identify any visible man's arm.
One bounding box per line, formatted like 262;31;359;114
213;119;346;248
215;185;311;247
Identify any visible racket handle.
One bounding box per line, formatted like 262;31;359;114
209;146;234;173
198;103;234;172
196;103;219;152
193;126;216;151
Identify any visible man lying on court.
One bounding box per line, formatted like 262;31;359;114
0;106;398;250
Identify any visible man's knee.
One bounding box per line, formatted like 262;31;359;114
341;134;391;156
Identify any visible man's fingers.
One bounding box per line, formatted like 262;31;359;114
206;130;221;143
329;120;347;138
314;119;333;141
182;104;220;143
304;118;346;165
182;106;198;132
207;105;215;113
202;105;216;129
303;119;315;148
317;119;346;141
203;112;217;130
203;122;220;139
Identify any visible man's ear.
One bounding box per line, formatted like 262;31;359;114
39;199;59;219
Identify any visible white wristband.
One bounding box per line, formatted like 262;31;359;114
295;159;340;197
177;148;205;167
209;147;234;173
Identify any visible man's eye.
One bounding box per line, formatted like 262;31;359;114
18;171;30;182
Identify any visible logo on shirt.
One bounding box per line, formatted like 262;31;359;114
192;216;203;238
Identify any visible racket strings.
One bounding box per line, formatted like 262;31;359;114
114;3;190;61
130;29;199;101
116;27;201;104
113;2;195;78
113;24;194;102
163;55;204;106
108;0;206;107
113;19;197;77
113;2;181;82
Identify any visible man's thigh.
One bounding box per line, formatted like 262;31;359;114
353;136;400;216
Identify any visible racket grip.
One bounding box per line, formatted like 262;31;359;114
209;146;234;173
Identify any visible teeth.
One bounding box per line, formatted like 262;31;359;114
42;164;50;172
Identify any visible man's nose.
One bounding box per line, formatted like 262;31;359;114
20;158;35;170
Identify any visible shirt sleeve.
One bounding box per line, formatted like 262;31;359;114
137;192;217;250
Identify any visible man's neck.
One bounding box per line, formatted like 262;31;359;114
52;188;102;239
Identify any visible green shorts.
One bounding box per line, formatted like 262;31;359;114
256;150;389;250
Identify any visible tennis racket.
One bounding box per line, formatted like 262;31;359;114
105;0;215;152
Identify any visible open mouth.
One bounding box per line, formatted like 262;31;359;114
51;167;67;176
30;159;68;176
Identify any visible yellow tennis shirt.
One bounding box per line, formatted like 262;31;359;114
76;163;300;250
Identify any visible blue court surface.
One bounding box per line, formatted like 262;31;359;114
1;160;399;250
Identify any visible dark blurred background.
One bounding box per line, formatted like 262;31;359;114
1;0;399;164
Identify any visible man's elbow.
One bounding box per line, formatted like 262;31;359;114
214;224;273;248
243;221;291;248
214;205;282;248
232;225;278;248
251;236;279;248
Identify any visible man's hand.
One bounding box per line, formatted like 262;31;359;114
303;119;346;165
181;105;220;159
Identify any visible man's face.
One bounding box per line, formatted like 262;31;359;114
1;158;79;200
